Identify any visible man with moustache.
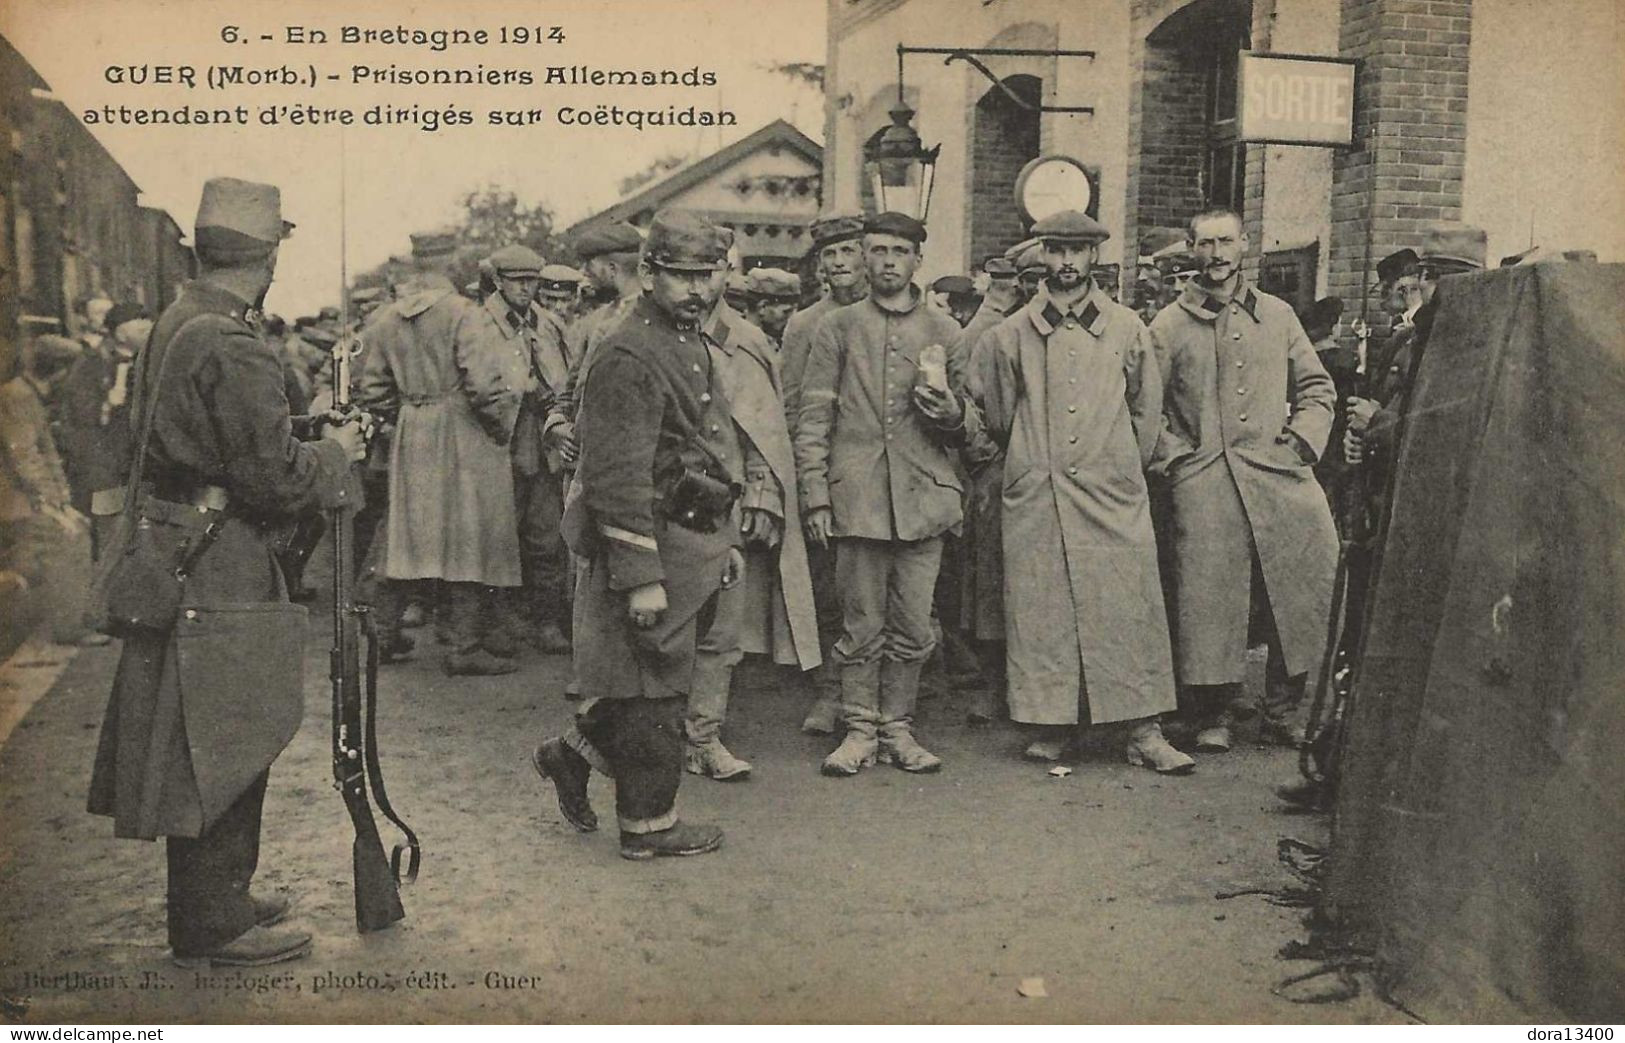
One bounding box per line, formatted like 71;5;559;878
531;210;742;860
972;211;1192;772
779;212;868;735
795;212;981;775
1148;209;1339;752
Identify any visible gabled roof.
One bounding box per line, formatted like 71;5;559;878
566;119;822;237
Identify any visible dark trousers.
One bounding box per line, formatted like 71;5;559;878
575;697;685;831
512;467;569;629
446;582;505;655
166;771;268;956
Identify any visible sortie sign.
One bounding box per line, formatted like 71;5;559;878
1236;52;1357;146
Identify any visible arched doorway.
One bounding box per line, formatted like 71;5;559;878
969;74;1041;268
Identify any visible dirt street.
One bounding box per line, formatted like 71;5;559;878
0;613;1404;1024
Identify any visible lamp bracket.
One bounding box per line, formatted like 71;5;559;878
896;45;1097;115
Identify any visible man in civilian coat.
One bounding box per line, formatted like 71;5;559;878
1148;209;1339;751
87;178;367;967
795;212;983;775
531;210;743;860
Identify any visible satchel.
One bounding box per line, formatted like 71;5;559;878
659;465;741;534
88;315;225;637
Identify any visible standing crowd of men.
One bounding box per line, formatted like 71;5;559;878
0;167;1488;966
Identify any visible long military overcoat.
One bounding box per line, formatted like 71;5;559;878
87;281;352;839
709;306;820;669
974;285;1176;725
1148;281;1339;684
359;279;520;586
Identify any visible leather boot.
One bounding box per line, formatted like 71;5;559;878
685;650;748;779
1125;718;1196;775
877;659;941;773
685;739;752;780
1260;670;1308;747
821;660;880;776
800;662;842;734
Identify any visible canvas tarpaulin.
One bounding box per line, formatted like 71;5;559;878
1325;261;1625;1020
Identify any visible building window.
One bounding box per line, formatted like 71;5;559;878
969;75;1041;268
1258;243;1319;314
1203;23;1247;214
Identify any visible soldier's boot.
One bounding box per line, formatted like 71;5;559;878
619;821;724;861
684;654;751;781
877;659;941;773
1258;668;1308;747
531;737;598;832
821;660;880;776
1125;718;1196;775
1023;725;1069;763
800;661;842;735
1194;683;1240;752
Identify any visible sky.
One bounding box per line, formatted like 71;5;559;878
3;0;826;315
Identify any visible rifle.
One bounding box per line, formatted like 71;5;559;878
330;140;419;932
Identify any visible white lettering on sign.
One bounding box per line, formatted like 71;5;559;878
1236;53;1356;145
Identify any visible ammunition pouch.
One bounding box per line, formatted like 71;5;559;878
90;494;228;638
658;465;741;534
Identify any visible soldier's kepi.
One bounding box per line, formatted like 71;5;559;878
533;208;743;861
87;177;370;968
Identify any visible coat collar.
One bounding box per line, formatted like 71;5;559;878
631;292;706;335
867;284;924;318
1177;278;1261;323
703;302;739;352
483;292;537;337
184;279;257;326
1024;283;1109;338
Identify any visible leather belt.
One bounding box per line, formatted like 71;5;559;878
149;480;230;513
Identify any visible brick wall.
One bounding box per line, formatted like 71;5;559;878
967;76;1042;267
1328;0;1472;311
1135;40;1209;241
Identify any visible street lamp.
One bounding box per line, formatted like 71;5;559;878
863;104;940;222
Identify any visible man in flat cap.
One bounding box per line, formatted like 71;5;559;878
1015;242;1048;301
532;209;740;859
929;275;982;328
969;212;1192;772
1148;208;1339;753
541;221;645;475
744;268;800;349
480;243;573;656
359;227;523;676
779;212;868;735
87;177;368;967
538;264;584;323
796;211;982;774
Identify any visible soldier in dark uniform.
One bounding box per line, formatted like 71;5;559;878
532;209;743;861
87;178;367;967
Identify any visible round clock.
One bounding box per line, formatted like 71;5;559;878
1014;156;1094;226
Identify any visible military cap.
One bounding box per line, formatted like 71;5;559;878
30;334;84;364
295;315;317;328
318;305;340;322
410;229;459;261
864;211;927;245
1091;263;1121;284
1004;237;1040;263
1375;247;1420;286
930;275;976;296
747;268;801;301
1016;243;1047;275
725;271;751;296
1419;222;1487;270
349;286;384;305
642;209;729;272
983;257;1017;279
1032;209;1111;245
1158;252;1201;277
488;244;545;277
103;301;147;333
809;212;866;251
574;220;644;261
194;178;294;259
262;313;286;334
540;263;583;291
302;325;338;347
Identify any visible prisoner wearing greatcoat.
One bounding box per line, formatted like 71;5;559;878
1148;280;1338;684
974;283;1176;725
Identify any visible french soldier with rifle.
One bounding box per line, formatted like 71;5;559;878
87;178;370;967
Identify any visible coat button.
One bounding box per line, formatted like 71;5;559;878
1237;386;1248;394
1232;332;1242;340
678;335;687;343
1236;359;1245;368
1068;405;1077;413
1069;436;1078;444
1239;412;1249;421
700;393;711;403
710;423;720;433
692;363;701;373
1067;466;1078;475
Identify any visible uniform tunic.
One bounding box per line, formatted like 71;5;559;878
565;296;744;701
87;280;353;839
358;278;521;586
780;294;844;425
707;306;820;669
975;285;1176;725
1149;280;1339;684
958;297;1020;642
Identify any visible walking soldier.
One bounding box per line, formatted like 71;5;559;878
532;210;742;859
